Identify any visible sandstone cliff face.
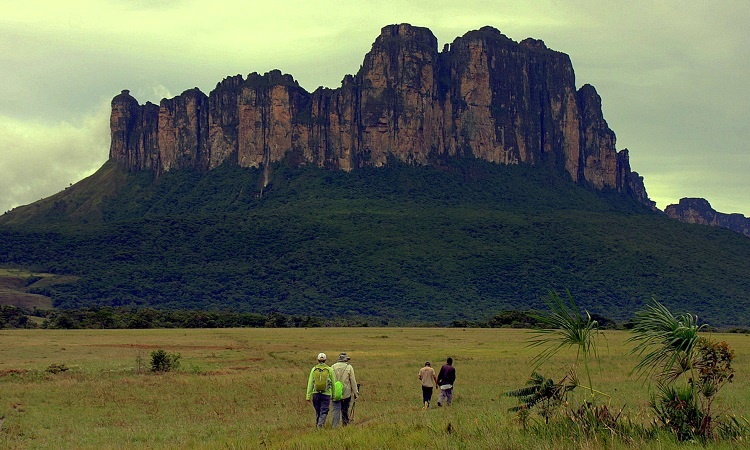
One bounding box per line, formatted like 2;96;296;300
665;198;750;237
110;90;160;173
109;24;651;205
577;84;616;189
158;88;209;172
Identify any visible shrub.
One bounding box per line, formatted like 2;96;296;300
528;290;603;399
505;293;747;444
629;299;736;441
150;349;181;372
45;363;69;374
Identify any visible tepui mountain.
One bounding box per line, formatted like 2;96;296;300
108;24;652;206
1;24;749;328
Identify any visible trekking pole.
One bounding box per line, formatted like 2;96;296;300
350;383;361;421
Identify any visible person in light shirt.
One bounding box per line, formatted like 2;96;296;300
418;361;437;410
331;352;359;427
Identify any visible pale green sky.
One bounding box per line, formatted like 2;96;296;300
1;0;748;215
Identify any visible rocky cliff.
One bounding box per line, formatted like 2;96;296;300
110;24;653;206
665;198;750;237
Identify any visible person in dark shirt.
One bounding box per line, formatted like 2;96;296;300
436;357;456;406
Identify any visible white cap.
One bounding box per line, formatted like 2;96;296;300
317;352;326;361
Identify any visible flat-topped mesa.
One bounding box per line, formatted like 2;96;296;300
666;198;750;237
109;24;652;206
355;24;442;166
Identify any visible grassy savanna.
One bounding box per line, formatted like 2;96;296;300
1;328;748;449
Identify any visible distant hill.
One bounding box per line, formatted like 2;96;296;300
666;198;750;238
0;161;130;227
1;159;749;327
0;268;55;310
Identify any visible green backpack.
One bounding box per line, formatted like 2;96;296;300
313;366;330;392
332;364;348;401
333;380;344;401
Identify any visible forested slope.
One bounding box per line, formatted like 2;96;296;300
1;159;749;326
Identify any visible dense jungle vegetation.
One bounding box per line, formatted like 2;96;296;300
1;158;749;327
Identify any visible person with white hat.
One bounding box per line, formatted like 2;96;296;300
306;352;335;428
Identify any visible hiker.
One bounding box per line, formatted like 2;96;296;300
306;352;335;428
331;352;359;427
437;357;456;406
418;360;437;410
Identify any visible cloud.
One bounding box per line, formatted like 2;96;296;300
151;84;173;102
0;100;110;214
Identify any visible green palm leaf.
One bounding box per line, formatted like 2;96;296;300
628;299;705;382
526;290;601;398
528;290;599;368
504;371;577;412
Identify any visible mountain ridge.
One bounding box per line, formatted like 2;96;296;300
108;24;654;209
666;198;750;238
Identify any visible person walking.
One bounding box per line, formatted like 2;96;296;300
418;361;437;410
437;357;456;407
331;352;359;427
306;352;335;428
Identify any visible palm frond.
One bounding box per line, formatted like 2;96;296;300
504;372;547;399
528;290;600;369
505;371;574;413
628;298;706;381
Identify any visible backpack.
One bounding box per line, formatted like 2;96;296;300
313;366;330;392
332;364;348;401
333;380;344;401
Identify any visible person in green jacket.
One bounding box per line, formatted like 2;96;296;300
306;352;336;428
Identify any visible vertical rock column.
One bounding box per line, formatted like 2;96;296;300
577;83;617;189
109;90;140;168
158;88;209;172
357;24;442;165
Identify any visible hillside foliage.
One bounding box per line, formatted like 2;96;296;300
1;159;749;326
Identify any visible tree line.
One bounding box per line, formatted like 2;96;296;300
0;305;612;330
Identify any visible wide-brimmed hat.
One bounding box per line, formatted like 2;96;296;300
337;352;350;362
317;352;327;361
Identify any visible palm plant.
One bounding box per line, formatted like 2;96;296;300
527;290;603;399
504;370;578;424
628;299;705;384
628;298;735;440
650;383;704;440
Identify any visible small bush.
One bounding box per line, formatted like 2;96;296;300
45;363;68;374
150;349;181;372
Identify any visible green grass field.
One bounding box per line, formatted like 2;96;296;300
1;328;748;449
